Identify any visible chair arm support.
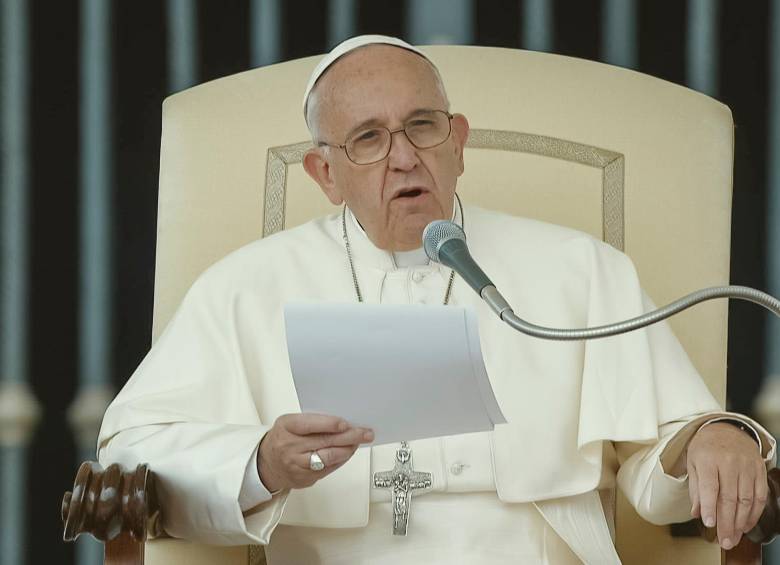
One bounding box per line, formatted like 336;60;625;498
63;461;777;562
62;461;161;544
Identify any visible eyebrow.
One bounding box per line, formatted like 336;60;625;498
344;108;440;139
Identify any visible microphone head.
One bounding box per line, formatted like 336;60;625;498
423;220;466;263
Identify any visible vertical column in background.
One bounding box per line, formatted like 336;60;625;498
522;0;553;52
251;0;281;67
601;0;638;68
328;0;356;48
167;0;198;93
406;0;474;45
1;1;41;564
686;0;719;96
69;1;115;564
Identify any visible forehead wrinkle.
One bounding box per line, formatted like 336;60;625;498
313;45;446;138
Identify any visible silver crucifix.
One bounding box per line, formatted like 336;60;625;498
372;441;433;535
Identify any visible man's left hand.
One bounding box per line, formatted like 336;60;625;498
686;422;768;550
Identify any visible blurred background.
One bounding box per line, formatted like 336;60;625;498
1;0;779;563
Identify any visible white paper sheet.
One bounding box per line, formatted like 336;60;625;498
284;303;506;445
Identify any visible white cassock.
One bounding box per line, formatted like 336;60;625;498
98;205;775;564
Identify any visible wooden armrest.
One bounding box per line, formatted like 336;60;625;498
63;462;778;564
62;461;162;565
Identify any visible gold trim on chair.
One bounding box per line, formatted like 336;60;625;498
263;141;313;237
262;130;625;250
249;544;266;565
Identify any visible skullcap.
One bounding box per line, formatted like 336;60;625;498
302;35;434;124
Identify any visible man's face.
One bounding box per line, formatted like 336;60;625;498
303;45;469;251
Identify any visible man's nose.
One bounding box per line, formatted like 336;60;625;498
387;130;420;171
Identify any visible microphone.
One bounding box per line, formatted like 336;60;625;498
422;219;780;341
423;220;513;319
422;220;494;294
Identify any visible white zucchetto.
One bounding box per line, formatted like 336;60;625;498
302;34;434;124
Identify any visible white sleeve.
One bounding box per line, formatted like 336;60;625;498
97;275;290;545
239;442;274;511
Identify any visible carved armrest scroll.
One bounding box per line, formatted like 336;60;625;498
62;461;161;543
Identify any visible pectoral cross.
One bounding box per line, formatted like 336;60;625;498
372;441;432;535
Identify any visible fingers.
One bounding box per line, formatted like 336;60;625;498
733;471;756;535
705;461;766;549
688;464;701;519
715;465;739;549
685;421;768;550
297;444;360;471
745;463;769;532
281;413;349;436
294;427;373;471
259;414;373;490
696;464;719;529
303;427;374;452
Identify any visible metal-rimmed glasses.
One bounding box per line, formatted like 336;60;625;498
318;109;454;165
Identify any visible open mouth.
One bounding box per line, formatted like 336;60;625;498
395;188;425;199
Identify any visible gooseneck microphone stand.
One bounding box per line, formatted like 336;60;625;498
422;219;780;546
422;220;780;339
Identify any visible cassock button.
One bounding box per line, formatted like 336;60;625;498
450;462;467;475
412;272;425;283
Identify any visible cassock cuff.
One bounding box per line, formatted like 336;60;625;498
230;429;290;544
239;441;274;512
241;488;291;544
659;411;777;481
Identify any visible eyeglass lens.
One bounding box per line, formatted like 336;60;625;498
345;110;451;164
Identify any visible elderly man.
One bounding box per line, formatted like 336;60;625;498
98;36;775;563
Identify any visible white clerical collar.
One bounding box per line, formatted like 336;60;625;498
393;247;428;268
345;202;461;270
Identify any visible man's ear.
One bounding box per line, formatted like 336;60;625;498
302;147;343;205
451;113;469;175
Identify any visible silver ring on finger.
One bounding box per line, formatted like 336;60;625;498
309;451;325;471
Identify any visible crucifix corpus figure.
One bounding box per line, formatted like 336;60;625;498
373;442;433;535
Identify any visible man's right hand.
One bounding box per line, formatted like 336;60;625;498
257;413;374;492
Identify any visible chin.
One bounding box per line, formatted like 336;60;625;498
393;217;435;250
386;201;449;248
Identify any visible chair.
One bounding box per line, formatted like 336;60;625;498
63;45;779;563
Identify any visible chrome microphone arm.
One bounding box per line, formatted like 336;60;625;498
481;284;780;341
421;218;780;340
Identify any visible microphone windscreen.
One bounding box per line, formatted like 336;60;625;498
423;220;466;263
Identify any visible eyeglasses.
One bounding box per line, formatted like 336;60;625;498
318;110;454;165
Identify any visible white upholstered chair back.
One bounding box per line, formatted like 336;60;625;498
149;46;732;564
